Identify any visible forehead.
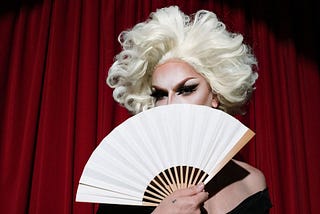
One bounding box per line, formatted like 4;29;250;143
152;60;203;82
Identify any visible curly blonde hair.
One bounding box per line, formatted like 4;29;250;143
107;6;258;114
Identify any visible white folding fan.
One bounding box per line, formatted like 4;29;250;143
76;104;254;206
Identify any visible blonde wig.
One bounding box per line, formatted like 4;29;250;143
107;6;258;114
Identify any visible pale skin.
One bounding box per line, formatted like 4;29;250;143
151;60;266;214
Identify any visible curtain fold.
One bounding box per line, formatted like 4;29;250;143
0;0;319;213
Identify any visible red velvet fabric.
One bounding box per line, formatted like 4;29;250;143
0;0;319;213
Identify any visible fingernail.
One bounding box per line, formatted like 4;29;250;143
197;183;204;191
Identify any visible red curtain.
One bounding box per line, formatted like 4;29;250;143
0;0;319;213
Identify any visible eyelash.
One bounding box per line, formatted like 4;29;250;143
177;84;198;95
151;90;167;100
151;84;199;101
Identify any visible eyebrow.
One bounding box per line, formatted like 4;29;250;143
151;77;197;92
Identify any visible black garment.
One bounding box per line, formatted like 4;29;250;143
227;188;272;214
96;188;272;213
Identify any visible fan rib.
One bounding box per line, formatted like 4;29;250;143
188;167;196;187
198;172;208;184
146;183;166;199
180;166;184;188
144;188;165;200
142;201;159;206
167;168;178;191
174;166;181;189
142;195;162;203
184;166;189;189
194;169;201;186
160;171;174;193
152;178;171;196
155;174;171;195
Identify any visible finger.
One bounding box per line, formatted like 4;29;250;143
192;191;209;205
172;183;205;197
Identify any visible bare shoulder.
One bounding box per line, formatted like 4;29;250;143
232;159;267;191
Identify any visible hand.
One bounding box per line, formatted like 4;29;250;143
152;183;209;214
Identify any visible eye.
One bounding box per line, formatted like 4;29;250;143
151;89;168;101
177;84;198;95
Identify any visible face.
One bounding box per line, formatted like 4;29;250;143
151;60;218;108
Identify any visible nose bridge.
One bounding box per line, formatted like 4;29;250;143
167;91;176;105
